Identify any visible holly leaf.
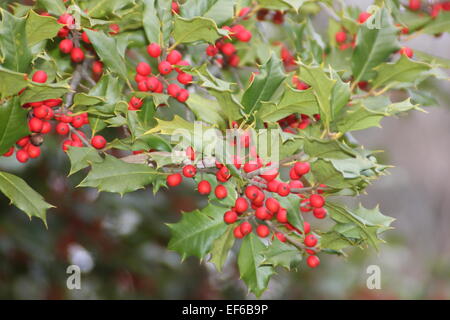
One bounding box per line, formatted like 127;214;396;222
422;11;450;35
238;233;274;297
172;16;227;46
0;171;53;225
303;137;357;160
0;9;32;73
261;239;302;271
185;93;227;128
78;154;167;195
210;224;235;272
0;66;28;99
351;8;400;83
0;97;29;154
181;0;235;26
73;93;105;106
242;53;286;117
20;81;70;104
257;86;319;122
372;55;432;89
320;231;354;252
25;10;60;46
84;29;128;81
142;0;172;46
311;159;364;190
167;203;228;260
146;115;195;136
66;146;103;176
299;64;336;131
36;0;66;15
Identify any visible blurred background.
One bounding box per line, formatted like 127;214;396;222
1;0;449;299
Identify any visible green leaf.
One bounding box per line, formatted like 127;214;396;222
20;81;69;104
371;55;432;89
172;16;226;46
168;203;228;260
25;10;60;46
36;0;66;16
66;146;103;176
242;53;286;117
326;202;394;250
0;171;53;225
146;115;195;135
299;64;336;131
258;0;305;11
194;175;237;207
320;231;354;251
0;66;28;99
0;97;29;154
185;93;226;128
86;0;136;18
238;233;274;297
274;193;304;232
257;86;318;122
261;239;302;271
73;93;105;106
311;159;363;189
303;137;357;159
351;8;400;83
0;9;32;73
210;90;243;124
210;225;235;272
84;29;128;81
181;0;235;25
422;11;450;35
78;154;167;195
142;0;172;46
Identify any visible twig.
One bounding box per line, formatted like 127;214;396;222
266;220;317;253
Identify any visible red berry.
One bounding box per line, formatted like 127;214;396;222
289;180;304;190
303;221;311;234
167;173;182;187
182;164;197;178
71;47;85;63
276;208;288;223
309;194;325;208
59;39;74;53
313;207;327;219
409;0;421;11
167;50;182;65
206;45;218;56
255;207;270;220
177;72;192;85
243;162;259;173
307;255;320;268
136;62;152;76
129;96;143;109
275;232;286;242
256;225;270;238
198;180;211;195
29;117;43;132
277;183;290;197
245;185;260;200
300;199;312;212
233;225;244;238
267;180;281;192
26;144;41;159
335;31;347;43
81;31;90;44
71;115;84;128
358;12;371;24
16;149;29;163
92;61;103;74
172;1;180;14
3;147;14;157
58;13;74;26
176;89;189;103
289;167;301;180
215;185;228;199
158;61;172;75
146;77;160;91
235;197;249;213
240;221;252;235
91;135;106;149
238;7;251;18
109;24;120;34
224;210;238;224
228;54;240;67
33;106;49;119
265;198;280;214
304;234;318;247
137;81;149;92
260;167;278;182
147;43;161;57
221;43;236;56
32;71;47;83
273;10;284;24
186;146;195;161
56;122;69;135
399;47;413;58
294;161;310;176
16;136;30;147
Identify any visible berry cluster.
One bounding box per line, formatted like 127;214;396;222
164;133;327;268
2;70;107;163
206;24;252;68
256;8;286;24
130;43;192;108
